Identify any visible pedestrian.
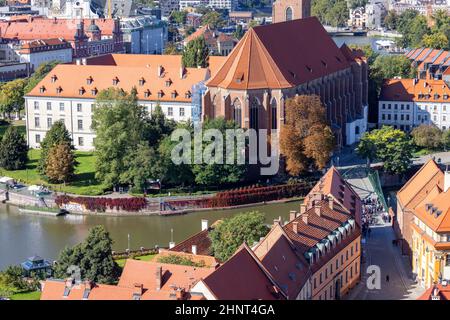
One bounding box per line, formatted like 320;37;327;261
386;275;390;282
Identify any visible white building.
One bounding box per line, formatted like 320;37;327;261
18;39;73;71
378;78;450;131
179;0;208;9
24;54;225;150
208;0;238;10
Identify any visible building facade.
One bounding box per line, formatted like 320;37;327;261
120;16;167;54
24;54;226;150
202;18;369;147
18;39;73;71
378;78;450;131
207;0;238;10
272;0;311;23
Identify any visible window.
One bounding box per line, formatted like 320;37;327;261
77;104;82;112
346;250;349;260
47;102;52;110
382;104;386;109
168;107;173;116
388;104;391;109
351;246;354;256
34;101;39;110
47;117;52;128
36;134;41;143
179;107;185;117
285;6;293;21
250;98;259;130
394;114;397;121
78;119;83;130
34;117;40;128
78;137;84;146
233;99;242;127
319;272;323;284
356;242;358;252
387;114;391;120
394;104;398;110
444;116;447;121
336;259;339;269
313;278;317;289
382;114;385;120
59;103;65;111
400;114;404;121
271;99;277;130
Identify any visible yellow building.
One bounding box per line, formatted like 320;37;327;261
410;171;450;288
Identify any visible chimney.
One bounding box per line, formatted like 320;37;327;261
292;221;298;233
84;280;92;290
289;210;297;221
82;58;87;65
176;288;185;300
192;245;197;255
201;219;209;231
65;277;74;289
133;283;143;297
180;66;185;79
328;197;334;210
300;204;307;214
314;204;321;216
169;241;175;249
302;213;309;225
158;65;163;77
76;58;81;65
445;167;450;192
273;218;280;225
155;266;162;290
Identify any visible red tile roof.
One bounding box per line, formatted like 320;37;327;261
207;17;350;90
0;17;115;41
418;284;450;300
379;78;450;103
200;244;286;300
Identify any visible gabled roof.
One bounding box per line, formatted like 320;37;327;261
206;17;350;90
253;224;310;299
305;166;362;224
379;78;450;103
201;244;286;300
397;159;444;209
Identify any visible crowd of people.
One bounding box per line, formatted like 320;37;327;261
361;196;386;236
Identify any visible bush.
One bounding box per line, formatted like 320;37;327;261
157;254;205;267
411;124;442;149
55;195;148;212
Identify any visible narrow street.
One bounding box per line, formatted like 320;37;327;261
345;216;425;300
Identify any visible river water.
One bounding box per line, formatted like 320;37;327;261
0;201;299;269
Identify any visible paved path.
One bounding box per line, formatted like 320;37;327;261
345;215;425;300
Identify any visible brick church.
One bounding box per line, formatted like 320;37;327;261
202;12;369;146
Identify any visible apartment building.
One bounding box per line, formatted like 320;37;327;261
378;78;450;131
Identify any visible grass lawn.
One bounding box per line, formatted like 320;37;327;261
412;148;444;157
10;291;41;300
115;254;156;268
0;120;25;138
0;149;107;196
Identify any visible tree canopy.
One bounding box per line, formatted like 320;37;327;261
182;36;209;68
280;95;335;176
45;143;76;183
53;225;120;284
0;126;28;170
210;211;269;261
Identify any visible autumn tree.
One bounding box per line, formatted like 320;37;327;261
280;95;335;176
45;143;76;183
37;120;73;178
0;78;27;118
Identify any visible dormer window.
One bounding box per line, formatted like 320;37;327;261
157;90;164;99
165;79;172;87
79;87;85;95
86;76;93;85
144;89;151;98
56;86;62;94
91;87;98;96
139;78;145;86
112;77;119;85
171;91;177;99
51;75;57;83
185;91;191;99
39;86;46;93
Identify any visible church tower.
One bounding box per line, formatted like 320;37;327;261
272;0;311;23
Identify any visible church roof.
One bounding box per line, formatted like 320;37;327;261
206;17;350;90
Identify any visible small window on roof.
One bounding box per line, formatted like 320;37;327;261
112;77;119;85
39;86;46;93
86;76;93;85
139;77;145;86
91;88;98;95
157;90;164;98
79;87;85;95
185;91;191;99
171;91;177;99
51;75;57;83
165;79;172;87
144;89;151;98
56;86;62;94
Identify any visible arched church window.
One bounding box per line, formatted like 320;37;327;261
271;98;277;130
286;7;293;21
232;98;242;127
250;97;259;130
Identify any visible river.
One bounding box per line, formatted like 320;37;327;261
0;201;300;270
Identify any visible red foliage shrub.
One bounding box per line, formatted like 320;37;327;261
56;195;148;212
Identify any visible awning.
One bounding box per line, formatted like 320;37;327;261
0;176;14;184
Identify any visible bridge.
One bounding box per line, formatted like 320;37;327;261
323;25;367;37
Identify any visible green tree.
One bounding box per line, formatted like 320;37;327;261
121;142;156;193
411;124;442;150
145;103;176;146
24;60;60;94
191;117;246;186
326;0;349;28
164;42;181;55
0;78;27;117
170;10;188;25
383;10;398;30
422;32;449;49
210;211;269;261
182;36;209;68
356;126;413;175
37;120;73;178
45;143;76;183
372;55;416;80
442;130;450;150
348;0;368;9
202;11;225;29
233;24;244;39
0;126;28;170
53;226;120;284
92;88;148;189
